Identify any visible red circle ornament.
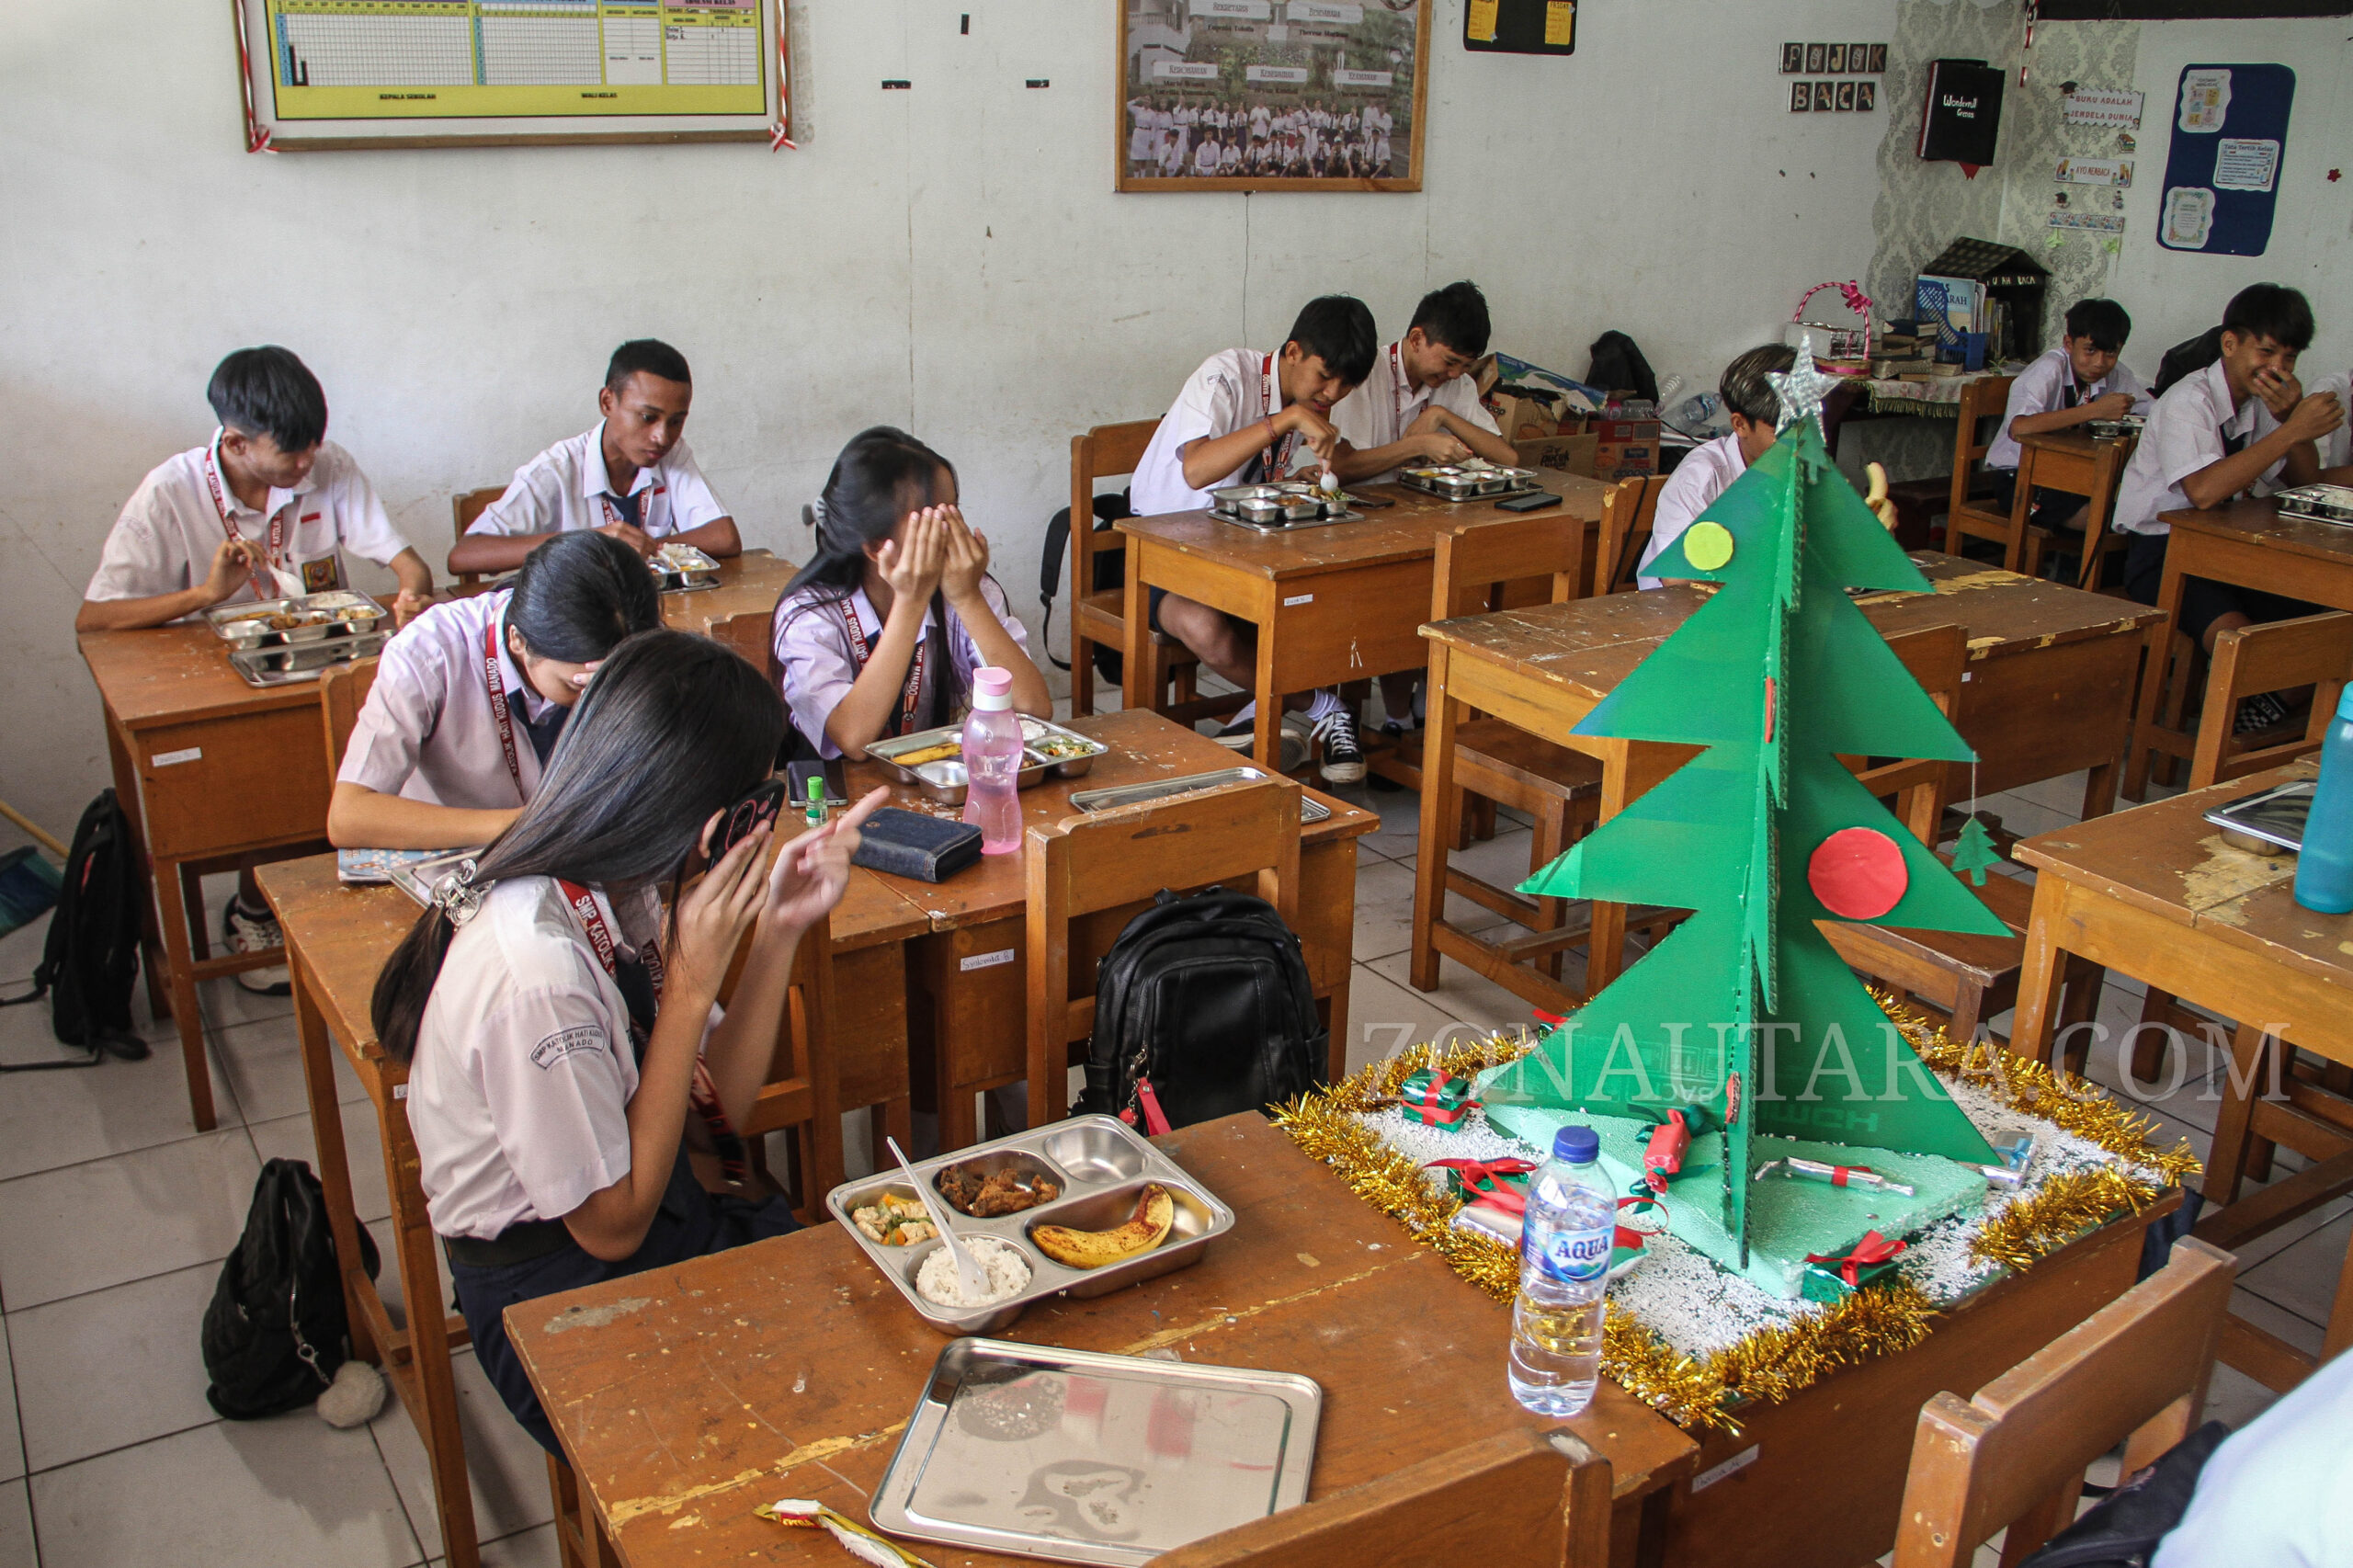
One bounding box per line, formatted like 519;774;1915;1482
1807;827;1909;919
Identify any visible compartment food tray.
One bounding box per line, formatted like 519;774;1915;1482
1397;463;1546;501
226;631;389;687
1209;483;1365;531
648;542;722;592
870;1336;1321;1566
2086;416;2146;440
868;718;1108;804
2275;484;2353;527
1070;767;1330;824
824;1115;1235;1337
204;590;388;650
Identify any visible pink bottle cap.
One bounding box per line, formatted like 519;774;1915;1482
972;666;1015;710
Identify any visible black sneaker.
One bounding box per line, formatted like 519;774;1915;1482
2234;691;2290;736
1313;709;1366;785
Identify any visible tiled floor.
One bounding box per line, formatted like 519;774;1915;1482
0;733;2334;1565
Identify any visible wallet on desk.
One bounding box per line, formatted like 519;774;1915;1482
851;808;984;882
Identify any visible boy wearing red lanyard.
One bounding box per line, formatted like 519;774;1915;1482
77;347;433;994
1127;296;1378;782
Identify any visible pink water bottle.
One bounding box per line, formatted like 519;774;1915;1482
961;666;1025;855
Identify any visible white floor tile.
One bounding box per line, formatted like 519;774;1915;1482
2236;1210;2350;1331
0;1479;29;1568
1363;949;1553;1039
429;1522;560;1568
2211;1193;2353;1275
375;1349;555;1558
1342;965;1481;1076
28;1416;422;1568
1979;790;2077;844
2200;1358;2282;1431
0;915;48;988
1322;780;1423;860
0;1130;260;1309
7;1260;222;1471
0;1010;242;1181
199;974;297;1029
0;1315;17;1483
363;1217;452;1340
249;1102;392;1225
217;1012;365;1125
2225;1283;2325;1357
1349;857;1512;964
2004;769;2094;820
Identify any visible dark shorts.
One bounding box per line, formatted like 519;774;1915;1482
446;1147;798;1453
2122;531;2322;646
1986;469;2088;533
1147;585;1169;636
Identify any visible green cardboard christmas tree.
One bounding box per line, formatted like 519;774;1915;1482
1477;347;2006;1295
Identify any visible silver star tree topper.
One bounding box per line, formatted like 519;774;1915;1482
1767;340;1842;436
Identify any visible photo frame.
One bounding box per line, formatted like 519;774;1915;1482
1857;80;1877;111
1781;42;1804;74
1806;42;1827;73
1813;80;1835;110
1119;0;1432;192
1836;81;1857;111
1868;44;1888;74
1825;43;1847;74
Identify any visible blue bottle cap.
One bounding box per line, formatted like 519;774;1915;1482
1552;1125;1599;1163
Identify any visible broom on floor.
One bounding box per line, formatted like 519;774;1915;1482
0;798;65;942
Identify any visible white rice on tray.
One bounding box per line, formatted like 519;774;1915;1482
915;1234;1032;1307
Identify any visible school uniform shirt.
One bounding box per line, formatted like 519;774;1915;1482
770;576;1031;760
1636;433;1746;589
1131;348;1322;517
337;588;568;811
2111;359;2282;538
410;876;716;1239
1330;341;1503;483
468;421;728;542
1984;347;2153;472
85;435;412;612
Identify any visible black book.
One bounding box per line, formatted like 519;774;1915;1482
1917;60;2003;165
851;808;984;883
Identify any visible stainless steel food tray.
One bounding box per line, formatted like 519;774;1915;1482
648;542;722;592
2275;483;2353;527
825;1115;1235;1337
1397;464;1545;502
1210;483;1364;530
1070;767;1330;824
869;718;1108;804
226;631;389;687
870;1336;1320;1566
205;590;388;650
2086;417;2146;441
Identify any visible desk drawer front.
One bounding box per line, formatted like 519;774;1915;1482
1961;633;2142;795
1269;562;1430;692
138;708;332;856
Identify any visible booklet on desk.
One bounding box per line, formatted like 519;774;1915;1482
851;808;984;883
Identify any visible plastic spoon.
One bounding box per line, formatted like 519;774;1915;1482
886;1136;986;1301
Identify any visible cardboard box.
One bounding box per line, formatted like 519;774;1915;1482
1489;392;1561;442
1590;415;1661;480
1515;433;1598;478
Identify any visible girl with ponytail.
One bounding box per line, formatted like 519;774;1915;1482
370;628;883;1452
769;426;1048;760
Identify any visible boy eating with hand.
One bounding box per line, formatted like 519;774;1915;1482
1984;297;2152;534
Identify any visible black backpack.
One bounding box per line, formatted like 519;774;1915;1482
2153;325;2225;398
0;790;146;1065
2012;1420;2230;1568
1079;888;1328;1131
1039;489;1136;684
201;1158;381;1419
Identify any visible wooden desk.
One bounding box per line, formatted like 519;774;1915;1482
1413;554;2163;1010
844;710;1377;1153
655;548;798;635
507;1112;1699;1568
78;624;346;1130
256;844;928;1568
2008;762;2353;1390
2009;429;2134;585
2128;498;2353;798
1116;480;1609;771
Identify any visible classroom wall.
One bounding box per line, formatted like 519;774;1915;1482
2;0;1907;848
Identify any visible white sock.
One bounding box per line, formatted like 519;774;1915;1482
1303;689;1343;722
1229;699;1257;726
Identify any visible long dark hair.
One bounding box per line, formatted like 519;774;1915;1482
507;529;661;663
369;629;784;1064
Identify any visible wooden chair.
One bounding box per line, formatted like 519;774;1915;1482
1919;375;2018;565
1068;419;1238;727
450;485;506;589
709;608;774;674
731;878;845;1213
1593;474;1670;593
1892;1237;2235;1568
1155;1428;1613;1568
319;659;379;776
2188;610;2353;790
1025;777;1302;1126
549;1453;619;1568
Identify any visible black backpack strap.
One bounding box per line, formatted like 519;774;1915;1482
1040;505;1074;672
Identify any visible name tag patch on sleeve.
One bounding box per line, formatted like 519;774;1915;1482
530;1026;607;1070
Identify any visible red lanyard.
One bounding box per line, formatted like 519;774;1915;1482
1388;341;1426;432
836;596;927;736
481;619;529;804
1257;353;1301;481
598;479;665;532
555;880;665;1002
199;441;290;574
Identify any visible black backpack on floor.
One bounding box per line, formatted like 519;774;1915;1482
1079;888;1328;1131
1039;488;1135;684
201;1158;381;1419
0;790;145;1065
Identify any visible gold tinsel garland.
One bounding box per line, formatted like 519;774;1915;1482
1272;994;2200;1432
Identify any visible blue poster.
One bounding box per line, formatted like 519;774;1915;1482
2158;63;2294;256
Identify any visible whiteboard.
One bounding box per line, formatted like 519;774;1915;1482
233;0;788;150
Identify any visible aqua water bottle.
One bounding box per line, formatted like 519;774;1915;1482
1508;1124;1612;1416
2292;685;2353;915
960;667;1026;856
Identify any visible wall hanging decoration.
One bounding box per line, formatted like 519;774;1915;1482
1120;0;1432;192
1464;0;1574;56
233;0;789;151
2158;63;2296;256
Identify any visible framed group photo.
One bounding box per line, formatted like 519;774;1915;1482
1119;0;1433;192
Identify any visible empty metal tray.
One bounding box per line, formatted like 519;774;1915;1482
1070;767;1330;824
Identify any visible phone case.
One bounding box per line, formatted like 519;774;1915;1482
851;808;985;883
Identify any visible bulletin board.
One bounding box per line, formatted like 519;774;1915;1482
232;0;790;151
1464;0;1575;55
2157;62;2294;256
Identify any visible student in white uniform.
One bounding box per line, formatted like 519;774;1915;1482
770;427;1048;762
77;346;435;994
449;339;741;579
377;629;886;1452
2110;284;2346;663
1129;295;1377;781
1984;297;2152;534
1638;343;1796;590
330;531;661;850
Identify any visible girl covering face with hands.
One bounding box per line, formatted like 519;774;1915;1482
769;426;1050;760
370;628;886;1451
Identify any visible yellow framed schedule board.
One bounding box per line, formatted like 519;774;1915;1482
234;0;787;149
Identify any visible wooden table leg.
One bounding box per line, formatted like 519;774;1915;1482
1583;741;1639;993
1411;647;1459;993
1253;619;1283;773
1122;544;1151;716
290;947;375;1363
102;712;173;1026
2008;874;2073;1069
2125;553;2190;801
2203;1022;2273;1208
147;854;217;1131
383;1098;481;1568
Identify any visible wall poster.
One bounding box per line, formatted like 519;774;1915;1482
2157;62;2294;256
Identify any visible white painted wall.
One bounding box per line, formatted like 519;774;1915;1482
3;0;1904;846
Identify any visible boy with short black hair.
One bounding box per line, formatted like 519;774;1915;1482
1331;280;1517;483
1984;297;2151;532
1129;294;1379;781
449;339;741;578
1638;343;1796;589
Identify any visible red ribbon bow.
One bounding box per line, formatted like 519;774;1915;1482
1425;1157;1535;1216
1805;1230;1907;1289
